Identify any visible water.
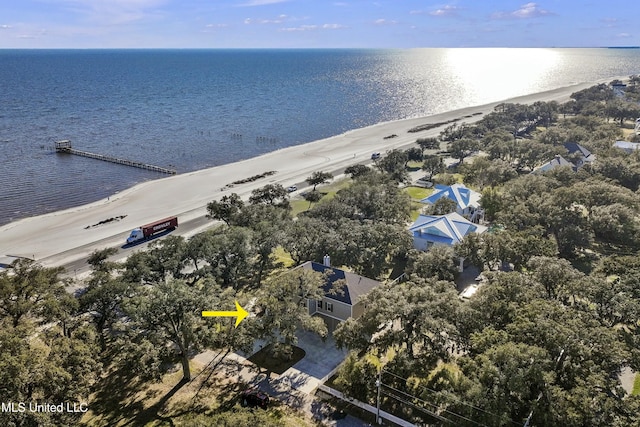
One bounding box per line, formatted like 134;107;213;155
1;48;639;226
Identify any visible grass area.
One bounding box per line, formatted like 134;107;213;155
405;186;430;222
406;160;423;172
290;199;312;217
404;186;433;201
247;344;306;375
273;246;295;268
290;177;353;217
633;373;640;396
621;127;637;138
317;178;352;200
82;355;313;426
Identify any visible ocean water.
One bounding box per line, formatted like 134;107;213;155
1;48;639;226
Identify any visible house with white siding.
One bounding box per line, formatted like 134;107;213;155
296;258;381;333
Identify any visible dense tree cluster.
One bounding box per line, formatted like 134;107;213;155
0;260;98;427
332;79;640;426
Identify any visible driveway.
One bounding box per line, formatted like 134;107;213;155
292;329;349;380
276;329;349;394
193;329;366;426
194;340;368;426
455;265;480;293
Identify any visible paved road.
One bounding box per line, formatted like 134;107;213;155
43;214;217;290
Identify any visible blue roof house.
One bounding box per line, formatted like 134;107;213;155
409;212;488;251
420;183;481;217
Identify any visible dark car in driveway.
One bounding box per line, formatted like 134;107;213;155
241;388;270;408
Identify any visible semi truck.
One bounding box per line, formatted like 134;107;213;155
126;216;178;244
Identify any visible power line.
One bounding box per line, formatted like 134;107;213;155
381;382;485;427
381;369;520;426
379;383;455;425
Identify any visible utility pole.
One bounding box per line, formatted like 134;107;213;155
376;369;382;425
524;349;565;427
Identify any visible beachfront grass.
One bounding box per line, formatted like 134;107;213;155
290;199;311;217
318;178;353;200
405;187;431;222
290;178;353;217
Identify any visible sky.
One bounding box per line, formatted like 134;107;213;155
0;0;639;49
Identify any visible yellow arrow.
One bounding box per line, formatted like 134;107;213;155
202;300;249;328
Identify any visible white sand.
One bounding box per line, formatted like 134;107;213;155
0;78;620;265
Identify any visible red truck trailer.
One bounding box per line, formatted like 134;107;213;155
126;216;178;244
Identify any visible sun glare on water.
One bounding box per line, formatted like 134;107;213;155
444;48;562;104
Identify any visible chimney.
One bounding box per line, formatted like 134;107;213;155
323;254;331;267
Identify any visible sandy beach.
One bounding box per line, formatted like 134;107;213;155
0;77;622;266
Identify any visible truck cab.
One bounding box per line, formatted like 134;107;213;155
126;228;144;244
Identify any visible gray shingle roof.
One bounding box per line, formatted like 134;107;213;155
297;261;380;305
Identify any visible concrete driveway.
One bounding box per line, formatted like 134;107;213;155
292;329;348;379
278;329;349;394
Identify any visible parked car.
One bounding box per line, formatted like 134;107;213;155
241;388;270;408
286;185;297;192
371;152;381;160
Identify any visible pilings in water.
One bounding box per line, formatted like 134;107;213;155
54;140;176;175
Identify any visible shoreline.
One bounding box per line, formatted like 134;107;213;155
0;75;626;263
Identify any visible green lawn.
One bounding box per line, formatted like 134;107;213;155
318;178;352;199
290;199;311;217
633;373;640;396
273;246;295;268
404;186;433;200
290;178;353;217
406;160;423;172
410;201;424;221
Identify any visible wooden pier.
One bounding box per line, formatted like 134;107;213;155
54;140;176;175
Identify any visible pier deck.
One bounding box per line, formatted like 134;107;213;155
54;140;176;175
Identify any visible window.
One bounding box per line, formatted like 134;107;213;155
326;302;333;312
317;300;322;309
